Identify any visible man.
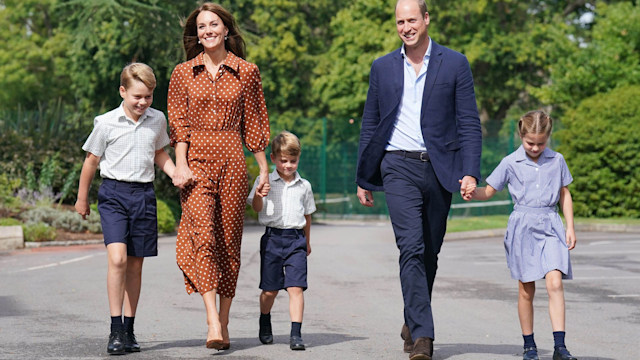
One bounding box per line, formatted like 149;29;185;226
355;0;482;359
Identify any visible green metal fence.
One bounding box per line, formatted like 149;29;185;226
290;131;518;219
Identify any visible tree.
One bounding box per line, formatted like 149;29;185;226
530;1;640;113
0;0;73;109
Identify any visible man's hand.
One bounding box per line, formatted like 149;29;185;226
357;186;374;207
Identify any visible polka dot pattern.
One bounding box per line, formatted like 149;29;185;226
168;51;270;297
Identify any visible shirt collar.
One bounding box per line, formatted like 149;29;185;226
269;169;301;184
514;145;555;163
116;102;149;124
400;36;432;62
191;51;241;73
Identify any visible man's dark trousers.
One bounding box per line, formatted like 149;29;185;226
381;151;451;340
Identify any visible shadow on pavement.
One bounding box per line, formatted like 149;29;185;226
435;343;615;360
142;332;366;353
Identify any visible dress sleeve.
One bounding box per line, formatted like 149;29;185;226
559;154;574;187
167;64;190;147
485;158;510;191
241;64;270;152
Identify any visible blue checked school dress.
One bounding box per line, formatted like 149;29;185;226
485;146;573;282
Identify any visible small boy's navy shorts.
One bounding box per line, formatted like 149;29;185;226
259;227;308;291
98;178;158;257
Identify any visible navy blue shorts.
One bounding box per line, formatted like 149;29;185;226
97;178;158;257
259;227;308;291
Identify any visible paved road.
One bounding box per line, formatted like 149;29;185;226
1;223;638;359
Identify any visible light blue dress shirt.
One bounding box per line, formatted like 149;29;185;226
386;39;432;152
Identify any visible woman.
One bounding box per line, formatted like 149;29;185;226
168;2;270;350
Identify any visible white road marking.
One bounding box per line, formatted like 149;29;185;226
12;254;98;273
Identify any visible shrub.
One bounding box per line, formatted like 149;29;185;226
20;205;102;233
157;199;176;234
0;174;22;212
0;218;22;226
23;222;57;242
557;85;640;217
51;210;102;234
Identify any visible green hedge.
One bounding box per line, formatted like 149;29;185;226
557;85;640;217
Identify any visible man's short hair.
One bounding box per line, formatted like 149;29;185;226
271;131;301;157
396;0;428;14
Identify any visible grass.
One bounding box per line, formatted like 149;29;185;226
447;215;508;232
446;215;640;233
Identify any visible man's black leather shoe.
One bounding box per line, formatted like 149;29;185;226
124;331;140;352
107;330;126;355
523;346;539;360
258;317;273;344
553;346;577;360
289;335;305;350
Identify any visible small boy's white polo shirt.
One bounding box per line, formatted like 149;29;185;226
247;170;316;229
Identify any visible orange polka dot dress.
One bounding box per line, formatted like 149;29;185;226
168;51;269;297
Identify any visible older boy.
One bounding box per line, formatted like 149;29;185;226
75;63;176;355
247;131;316;350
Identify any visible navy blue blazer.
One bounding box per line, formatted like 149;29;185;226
356;40;482;193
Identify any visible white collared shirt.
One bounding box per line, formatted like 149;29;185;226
247;170;316;229
82;103;170;183
386;38;432;152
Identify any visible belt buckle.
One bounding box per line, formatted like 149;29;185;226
419;152;428;161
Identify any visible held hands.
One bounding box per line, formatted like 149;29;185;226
172;163;194;189
459;176;477;201
255;172;270;197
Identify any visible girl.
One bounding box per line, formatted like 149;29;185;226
464;110;578;360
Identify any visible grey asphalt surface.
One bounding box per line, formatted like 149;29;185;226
1;223;638;359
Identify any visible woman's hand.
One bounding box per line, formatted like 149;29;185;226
173;163;194;189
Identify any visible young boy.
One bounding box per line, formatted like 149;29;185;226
75;63;176;355
247;131;316;351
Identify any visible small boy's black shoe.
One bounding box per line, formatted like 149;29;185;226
553;346;577;360
289;335;305;350
259;317;273;344
523;346;539;360
107;330;126;355
124;331;140;352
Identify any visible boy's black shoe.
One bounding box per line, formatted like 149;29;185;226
259;317;273;344
553;346;577;360
523;346;539;360
289;335;305;351
124;331;140;352
107;330;126;355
